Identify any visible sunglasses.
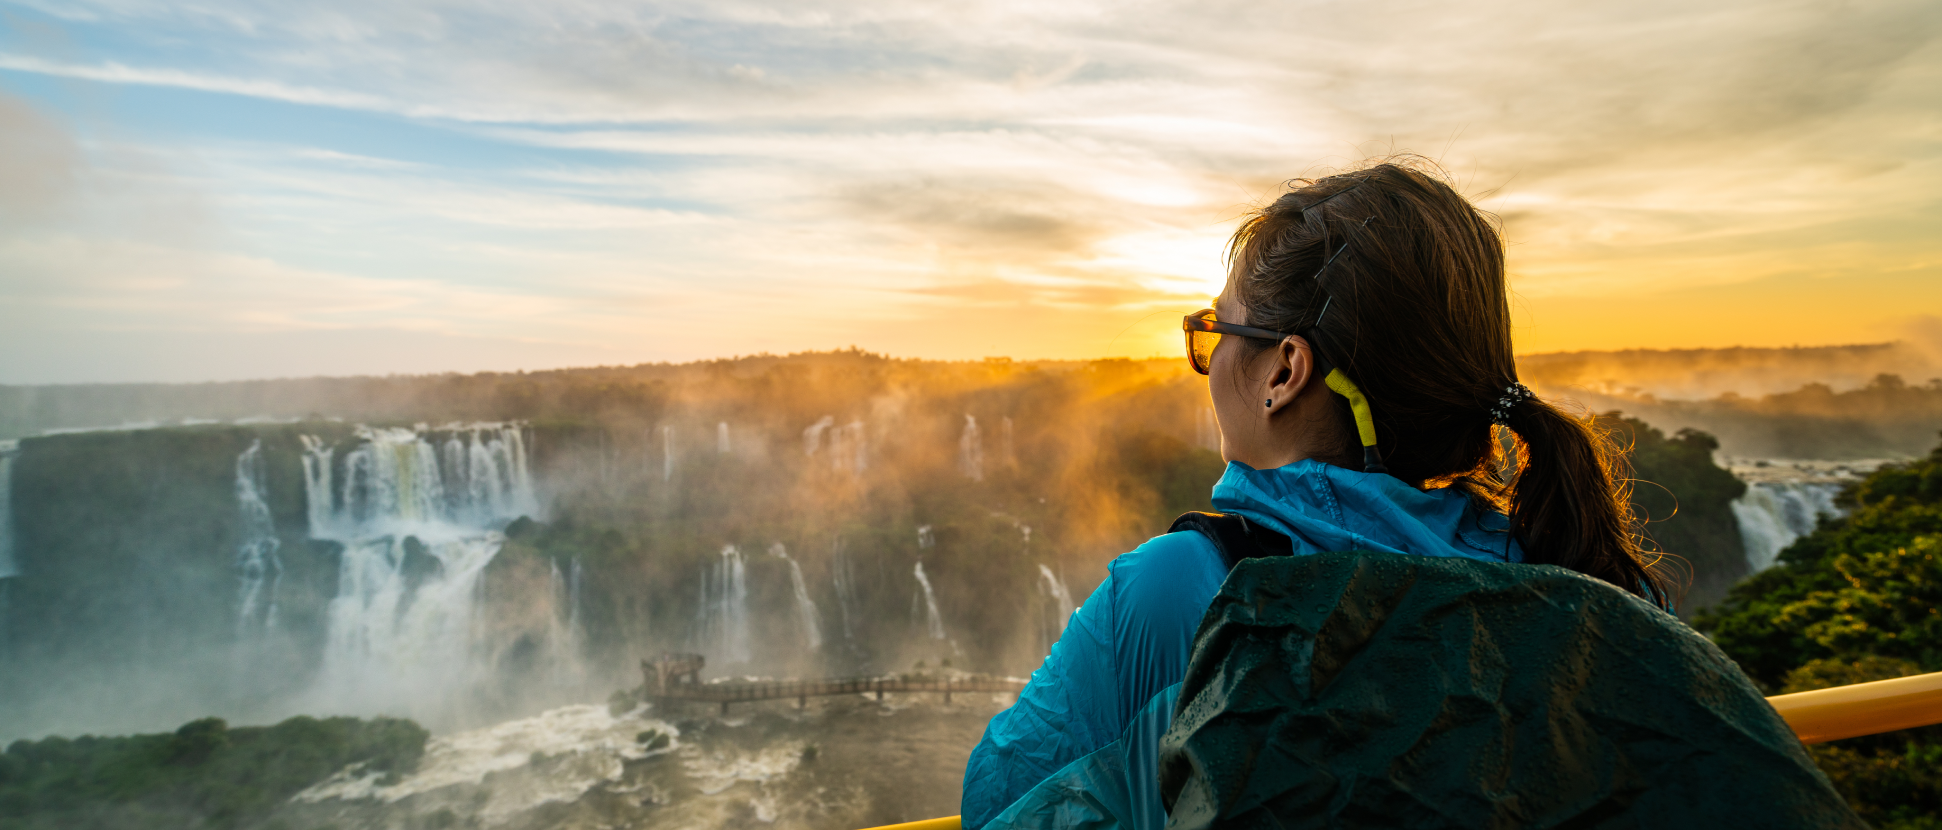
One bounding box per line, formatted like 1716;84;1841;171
1182;309;1295;375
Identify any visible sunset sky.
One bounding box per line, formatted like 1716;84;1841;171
1;0;1938;383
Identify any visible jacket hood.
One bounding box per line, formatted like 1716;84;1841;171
1210;459;1522;563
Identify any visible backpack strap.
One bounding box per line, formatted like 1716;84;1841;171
1168;511;1295;571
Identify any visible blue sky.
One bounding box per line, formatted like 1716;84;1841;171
1;0;1938;383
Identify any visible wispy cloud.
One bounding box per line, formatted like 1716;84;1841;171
0;0;1938;381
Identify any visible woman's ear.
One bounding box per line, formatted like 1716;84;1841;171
1265;336;1315;408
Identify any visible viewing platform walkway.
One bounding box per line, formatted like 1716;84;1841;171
642;653;1027;714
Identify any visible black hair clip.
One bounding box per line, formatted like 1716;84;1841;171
1310;215;1378;328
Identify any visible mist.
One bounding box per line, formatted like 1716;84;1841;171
1520;334;1942;459
0;353;1225;743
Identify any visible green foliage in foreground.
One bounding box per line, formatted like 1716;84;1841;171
0;715;428;830
1698;437;1942;828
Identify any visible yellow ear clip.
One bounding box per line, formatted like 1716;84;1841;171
1323;368;1389;474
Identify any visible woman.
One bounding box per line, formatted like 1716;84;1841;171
959;160;1674;828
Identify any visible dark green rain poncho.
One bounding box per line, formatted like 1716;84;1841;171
983;548;1862;829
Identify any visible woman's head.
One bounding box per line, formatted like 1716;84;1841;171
1208;159;1670;605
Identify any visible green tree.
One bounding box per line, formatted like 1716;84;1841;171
1699;435;1942;826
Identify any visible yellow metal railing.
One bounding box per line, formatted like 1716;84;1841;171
1766;670;1942;744
856;671;1942;830
860;818;962;830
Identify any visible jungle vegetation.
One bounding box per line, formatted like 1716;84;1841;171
1699;435;1942;828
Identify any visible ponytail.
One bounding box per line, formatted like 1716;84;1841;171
1503;399;1673;608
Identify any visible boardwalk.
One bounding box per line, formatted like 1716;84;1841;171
642;654;1026;714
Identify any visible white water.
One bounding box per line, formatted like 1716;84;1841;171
1001;416;1016;468
234;440;283;632
832;420;867;474
769;543;823;651
912;562;947;640
803;416;835;456
697;545;752;664
298;423;541;721
547;557;586;685
959;415;984;481
296;703;678;822
717;422;731;454
1036;564;1076;639
1733;481;1846;573
804;416;866;475
0;441;16;580
830;539;859;649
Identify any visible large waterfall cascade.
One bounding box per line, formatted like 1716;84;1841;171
696;544;752;664
769;543;824;651
1727;459;1875;574
298;423;544;719
1733;482;1845;573
234;440;283;633
718;422;731;454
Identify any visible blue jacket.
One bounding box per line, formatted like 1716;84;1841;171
961;459;1524;829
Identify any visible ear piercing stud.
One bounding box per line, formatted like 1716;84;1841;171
1265;399;1273;408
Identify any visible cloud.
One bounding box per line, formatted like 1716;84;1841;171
0;90;79;222
0;0;1938;379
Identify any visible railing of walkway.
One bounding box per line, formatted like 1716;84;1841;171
649;674;1028;714
853;670;1942;830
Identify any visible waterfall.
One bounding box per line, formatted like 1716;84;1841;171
234;440;283;632
299;435;334;538
959;415;984;481
298;423;540;719
1002;416;1016;469
697;545;752;664
0;441;17;580
0;441;12;663
770;543;823;651
912;562;947;640
804;416;835;456
1037;564;1076;639
829;420;867;474
1732;481;1846;573
917;524;935;550
546;557;586;684
568;558;583;636
831;539;858;648
717;422;731;454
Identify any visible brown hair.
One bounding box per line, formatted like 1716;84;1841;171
1226;158;1671;605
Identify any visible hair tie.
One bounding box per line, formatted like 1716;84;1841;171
1490;383;1534;425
